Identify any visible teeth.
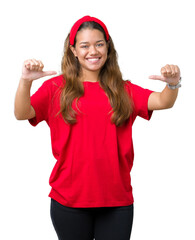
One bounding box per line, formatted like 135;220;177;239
87;58;100;62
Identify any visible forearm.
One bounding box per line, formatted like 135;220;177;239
14;78;33;120
160;84;179;108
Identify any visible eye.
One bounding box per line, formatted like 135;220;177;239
81;45;88;48
97;43;104;47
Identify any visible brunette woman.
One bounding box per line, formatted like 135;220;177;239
14;15;181;240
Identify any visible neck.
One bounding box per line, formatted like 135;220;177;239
79;69;100;82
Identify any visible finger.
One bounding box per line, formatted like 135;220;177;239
24;62;31;70
39;60;44;70
24;59;39;71
42;71;57;77
170;64;176;77
24;59;32;70
161;67;167;77
29;59;40;71
148;75;165;81
164;64;172;78
26;60;34;71
174;65;180;77
37;60;44;71
27;59;36;71
32;59;40;71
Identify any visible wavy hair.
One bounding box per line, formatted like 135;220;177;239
58;21;133;127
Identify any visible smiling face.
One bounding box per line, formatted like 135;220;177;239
70;28;109;79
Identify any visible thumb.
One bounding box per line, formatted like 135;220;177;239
42;71;58;77
148;75;165;81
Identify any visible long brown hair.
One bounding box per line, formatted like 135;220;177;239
59;21;133;127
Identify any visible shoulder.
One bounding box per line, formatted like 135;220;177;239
40;74;65;98
124;80;154;109
43;74;65;89
123;80;139;96
124;80;152;95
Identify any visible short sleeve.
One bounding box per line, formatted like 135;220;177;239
127;81;154;120
28;80;51;126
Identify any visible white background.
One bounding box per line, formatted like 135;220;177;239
1;0;195;239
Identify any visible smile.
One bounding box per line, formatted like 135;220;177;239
86;57;101;63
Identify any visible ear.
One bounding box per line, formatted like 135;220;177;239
69;45;77;57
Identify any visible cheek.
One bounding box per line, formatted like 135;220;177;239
103;50;108;61
74;46;84;56
77;50;87;59
103;47;108;56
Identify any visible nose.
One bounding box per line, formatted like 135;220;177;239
89;45;98;55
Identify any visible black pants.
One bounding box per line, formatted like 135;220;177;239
50;198;134;240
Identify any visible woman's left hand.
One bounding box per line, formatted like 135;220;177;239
149;64;181;85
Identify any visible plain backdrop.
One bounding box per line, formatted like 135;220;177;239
1;0;195;239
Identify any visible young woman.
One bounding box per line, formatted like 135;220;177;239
14;15;181;240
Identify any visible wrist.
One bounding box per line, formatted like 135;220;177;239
167;77;182;89
19;77;33;87
169;82;179;86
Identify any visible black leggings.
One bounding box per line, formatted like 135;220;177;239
50;198;134;240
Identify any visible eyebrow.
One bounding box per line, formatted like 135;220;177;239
79;40;104;45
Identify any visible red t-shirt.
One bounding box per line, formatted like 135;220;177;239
29;75;153;208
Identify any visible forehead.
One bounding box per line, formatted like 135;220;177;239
75;28;105;43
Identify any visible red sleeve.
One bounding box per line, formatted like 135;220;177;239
28;80;51;126
127;81;154;120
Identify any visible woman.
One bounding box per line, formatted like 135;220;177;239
14;15;181;240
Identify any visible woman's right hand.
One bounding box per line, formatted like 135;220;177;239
21;59;57;82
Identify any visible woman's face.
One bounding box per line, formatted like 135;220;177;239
70;28;109;76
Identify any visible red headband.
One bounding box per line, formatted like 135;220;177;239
69;15;109;46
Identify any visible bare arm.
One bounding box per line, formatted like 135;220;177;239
14;59;57;120
148;64;181;111
148;86;179;110
14;78;35;120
